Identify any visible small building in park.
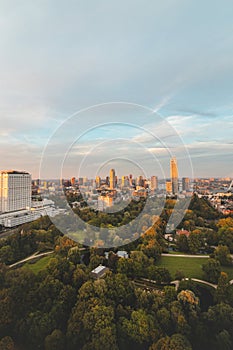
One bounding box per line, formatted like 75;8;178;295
91;265;109;279
176;229;190;237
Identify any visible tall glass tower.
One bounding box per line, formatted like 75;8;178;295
109;169;116;189
170;158;179;194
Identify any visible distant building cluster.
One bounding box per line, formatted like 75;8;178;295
195;178;233;214
0;160;231;230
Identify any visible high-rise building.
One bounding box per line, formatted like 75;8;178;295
106;176;110;186
121;176;129;188
129;174;133;186
137;175;145;187
170;157;179;194
182;177;190;191
109;169;116;189
166;181;172;194
151;176;158;191
71;177;76;186
95;176;101;188
0;170;32;213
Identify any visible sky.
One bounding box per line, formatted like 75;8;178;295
0;0;233;179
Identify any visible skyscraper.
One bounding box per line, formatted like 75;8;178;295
170;157;179;194
137;175;145;187
166;181;172;194
109;169;116;189
71;177;76;186
95;176;101;188
0;170;32;213
182;177;190;191
121;176;129;188
106;176;110;186
151;176;158;191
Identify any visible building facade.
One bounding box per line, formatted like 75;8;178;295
166;181;172;194
0;170;32;213
95;176;101;188
170;157;179;194
151;176;158;191
182;177;190;191
109;168;116;189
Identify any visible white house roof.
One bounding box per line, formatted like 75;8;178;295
91;265;107;274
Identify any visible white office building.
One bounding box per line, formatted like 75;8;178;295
0;170;32;213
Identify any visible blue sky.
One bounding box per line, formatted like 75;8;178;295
0;1;233;178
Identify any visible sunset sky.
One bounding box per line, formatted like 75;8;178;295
0;1;233;178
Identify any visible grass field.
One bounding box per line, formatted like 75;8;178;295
157;256;206;279
157;256;233;280
24;255;53;274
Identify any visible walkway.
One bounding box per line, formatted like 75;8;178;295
171;278;217;290
171;277;233;291
9;250;54;268
162;253;209;258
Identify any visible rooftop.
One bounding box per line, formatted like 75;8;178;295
0;170;30;175
91;265;108;274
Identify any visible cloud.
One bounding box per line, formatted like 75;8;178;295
0;1;233;177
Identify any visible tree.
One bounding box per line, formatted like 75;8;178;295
0;246;14;264
0;289;13;333
107;251;119;272
89;254;104;270
216;272;230;303
164;286;177;303
177;290;199;311
176;235;189;253
215;245;232;266
72;266;88;290
121;309;155;345
175;270;185;281
202;259;221;283
141;238;162;260
188;233;201;254
215;330;232;350
147;266;171;284
117;257;137;278
68;247;81;265
45;329;65;350
0;263;6;287
47;257;75;285
105;273;135;306
204;303;233;338
67;298;118;350
0;336;15;350
18;311;55;348
54;236;77;257
178;279;199;297
150;333;192;350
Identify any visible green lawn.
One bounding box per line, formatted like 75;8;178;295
157;256;206;279
157;256;233;280
24;255;53;274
